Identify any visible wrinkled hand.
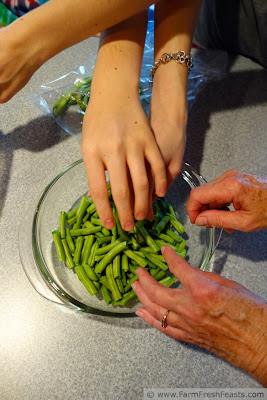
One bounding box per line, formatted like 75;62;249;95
186;169;267;232
132;246;267;386
81;92;167;231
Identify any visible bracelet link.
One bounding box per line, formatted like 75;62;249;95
150;50;193;82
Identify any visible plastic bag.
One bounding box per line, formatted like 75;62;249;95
29;8;229;141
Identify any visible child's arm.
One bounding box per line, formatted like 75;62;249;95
150;0;201;189
0;0;156;102
82;10;167;231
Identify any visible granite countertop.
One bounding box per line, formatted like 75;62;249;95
0;37;266;400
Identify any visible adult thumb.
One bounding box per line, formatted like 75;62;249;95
194;209;247;231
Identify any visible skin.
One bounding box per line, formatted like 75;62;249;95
186;169;267;232
81;0;200;230
132;246;267;386
0;0;158;103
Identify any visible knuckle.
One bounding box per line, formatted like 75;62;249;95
90;186;108;201
146;283;158;302
112;185;129;202
135;177;149;192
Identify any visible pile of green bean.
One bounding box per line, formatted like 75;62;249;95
52;76;150;118
52;192;187;307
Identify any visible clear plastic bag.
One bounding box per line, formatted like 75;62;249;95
29;9;229;141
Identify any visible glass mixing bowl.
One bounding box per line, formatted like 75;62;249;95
19;159;218;317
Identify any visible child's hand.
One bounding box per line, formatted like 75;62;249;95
82;89;167;231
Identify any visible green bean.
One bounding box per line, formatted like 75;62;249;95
113;254;121;279
138;225;160;253
52;230;66;261
66;228;75;254
116;278;124;294
61;238;74;269
99;276;111;290
121;254;129;272
83;221;104;238
87;203;96;215
101;285;112;305
81;235;94;266
121;269;127;286
144;254;168;271
112;290;137;307
154;269;168;281
67;207;78;220
96;236;112;245
75;265;98;295
124;275;138;293
94;241;128;274
150;267;161;277
167;213;185;234
157;233;174;244
165;229;183;243
73;236;84;265
59;211;67;239
88;241;99;268
106;264;122;301
83;264;98;281
159;276;177;287
130;236;140;251
178;239;186;251
67;215;77;226
76;196;91;229
70;226;102;236
154;215;171;236
95;236;127;256
123;249;147;268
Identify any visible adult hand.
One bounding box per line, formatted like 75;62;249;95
82;91;167;232
186;169;267;232
132;246;267;386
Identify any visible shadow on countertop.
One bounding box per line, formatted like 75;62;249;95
0;115;69;219
185;59;267;173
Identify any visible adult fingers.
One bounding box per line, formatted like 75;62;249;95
186;182;235;224
83;155;115;230
135;267;181;311
161;246;197;288
136;307;196;342
194;209;254;231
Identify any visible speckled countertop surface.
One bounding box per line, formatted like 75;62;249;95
0;37;266;400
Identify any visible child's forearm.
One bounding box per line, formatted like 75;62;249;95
11;0;154;66
153;0;201;90
90;10;149;100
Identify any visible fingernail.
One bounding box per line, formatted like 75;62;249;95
195;216;208;226
161;245;166;255
104;219;114;230
124;221;134;231
136;309;143;317
158;189;166;197
136;212;145;221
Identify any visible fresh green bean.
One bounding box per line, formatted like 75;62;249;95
70;226;102;236
66;228;75;254
83;263;98;281
61;238;74;269
59;211;67;239
123;249;147;268
81;235;94;266
52;230;66;261
75;265;98;295
167;213;185;234
144;254;168;271
95;241;128;274
113;254;121;279
73;236;84;265
138;225;160;253
101;285;112;305
106;264;122;301
121;254;129;272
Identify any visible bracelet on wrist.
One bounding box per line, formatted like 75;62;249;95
150;51;193;82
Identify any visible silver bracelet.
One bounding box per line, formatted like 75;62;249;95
149;51;193;82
